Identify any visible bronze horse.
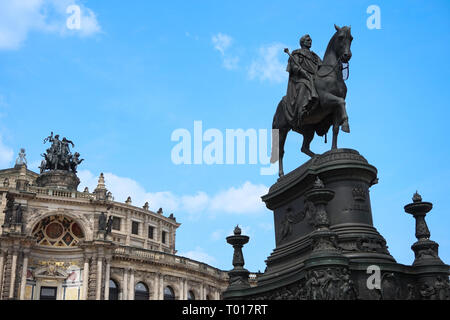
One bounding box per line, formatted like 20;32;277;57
270;25;353;177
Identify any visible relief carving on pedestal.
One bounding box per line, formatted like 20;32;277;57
278;202;316;240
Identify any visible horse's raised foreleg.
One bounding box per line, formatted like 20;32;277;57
317;91;348;149
340;102;350;133
301;126;316;157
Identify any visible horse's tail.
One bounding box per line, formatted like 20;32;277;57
270;99;285;163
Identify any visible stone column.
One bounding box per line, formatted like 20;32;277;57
87;253;97;300
0;249;6;297
103;258;111;300
169;226;174;252
182;279;187;300
158;221;162;251
158;273;163;300
128;269;135;300
19;250;29;300
154;273;159;300
200;283;204;300
9;249;18;299
216;289;220;300
122;268;128;300
95;255;103;300
82;255;90;300
125;214;131;246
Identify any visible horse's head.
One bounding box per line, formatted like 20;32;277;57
333;24;353;63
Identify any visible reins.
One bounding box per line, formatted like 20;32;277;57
317;55;349;81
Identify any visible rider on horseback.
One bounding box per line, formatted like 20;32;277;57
285;34;322;128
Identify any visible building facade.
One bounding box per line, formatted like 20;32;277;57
0;151;228;300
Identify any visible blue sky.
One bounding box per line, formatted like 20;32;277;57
0;0;449;272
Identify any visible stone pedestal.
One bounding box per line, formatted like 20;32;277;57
223;148;449;300
258;149;394;289
36;170;80;191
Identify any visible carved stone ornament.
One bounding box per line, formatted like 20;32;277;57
279;202;316;240
303;267;357;300
352;186;366;202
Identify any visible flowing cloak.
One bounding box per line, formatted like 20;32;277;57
284;48;321;129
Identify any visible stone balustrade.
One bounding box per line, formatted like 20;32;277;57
113;245;228;280
27;185;94;200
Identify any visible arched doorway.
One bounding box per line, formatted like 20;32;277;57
187;290;195;300
109;279;119;300
134;282;149;300
164;286;175;300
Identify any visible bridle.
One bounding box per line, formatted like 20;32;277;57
317;55;350;81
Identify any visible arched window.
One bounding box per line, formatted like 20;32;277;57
32;215;84;247
109;279;119;300
206;294;211;300
187;290;195;300
135;282;149;300
164;286;175;300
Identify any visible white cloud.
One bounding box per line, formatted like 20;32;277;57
248;43;287;83
209;181;268;214
0;0;101;50
179;246;217;265
0;135;14;167
77;170;268;217
212;33;232;55
77;170;180;213
212;32;239;70
181;192;209;214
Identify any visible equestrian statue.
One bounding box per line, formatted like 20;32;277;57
270;24;353;177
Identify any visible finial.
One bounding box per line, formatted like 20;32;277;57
143;202;149;210
234;225;242;235
412;191;422;203
157;208;163;215
96;173;106;190
313;176;325;189
83;187;89;193
125;196;132;204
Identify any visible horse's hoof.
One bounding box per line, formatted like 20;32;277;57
301;148;316;158
341;124;350;133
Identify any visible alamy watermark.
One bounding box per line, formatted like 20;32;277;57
366;265;381;290
367;5;381;30
66;5;81;30
171;121;278;175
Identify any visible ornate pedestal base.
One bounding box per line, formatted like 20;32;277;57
36;170;80;191
257;149;394;289
223;149;449;300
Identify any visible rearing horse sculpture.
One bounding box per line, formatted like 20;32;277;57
270;25;353;177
